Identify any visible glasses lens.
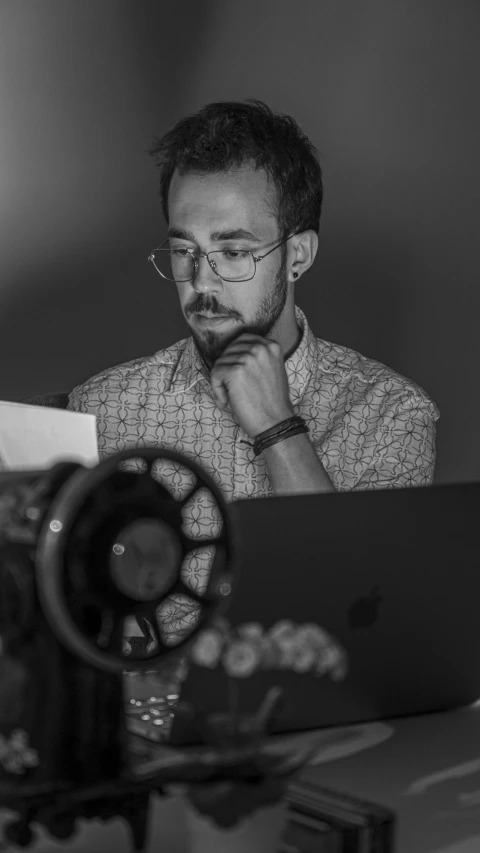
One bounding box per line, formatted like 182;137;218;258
210;250;254;281
151;249;195;282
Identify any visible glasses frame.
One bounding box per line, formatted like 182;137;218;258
148;232;298;283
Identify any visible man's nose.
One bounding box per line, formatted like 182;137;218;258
192;255;224;293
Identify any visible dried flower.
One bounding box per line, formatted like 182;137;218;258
0;729;39;775
294;623;332;652
190;629;224;669
268;620;297;645
315;643;348;680
176;617;348;831
237;622;264;640
222;638;262;678
189;618;347;683
290;644;318;673
268;620;298;668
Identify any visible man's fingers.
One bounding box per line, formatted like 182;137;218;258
210;373;229;409
219;334;280;356
213;345;273;368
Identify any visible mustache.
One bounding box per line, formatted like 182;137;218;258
186;296;238;318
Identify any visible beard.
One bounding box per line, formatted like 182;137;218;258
186;251;289;368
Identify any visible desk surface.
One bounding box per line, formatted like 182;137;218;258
2;703;480;852
303;702;480;853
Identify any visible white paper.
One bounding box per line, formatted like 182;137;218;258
0;400;99;470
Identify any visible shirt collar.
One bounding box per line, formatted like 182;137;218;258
284;305;317;405
170;305;316;405
169;334;209;393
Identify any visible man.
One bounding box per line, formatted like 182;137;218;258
70;98;438;490
68;99;438;635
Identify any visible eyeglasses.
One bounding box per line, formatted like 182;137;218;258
148;233;297;283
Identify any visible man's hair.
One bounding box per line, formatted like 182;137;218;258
148;99;323;238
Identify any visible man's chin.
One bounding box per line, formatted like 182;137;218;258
190;326;235;367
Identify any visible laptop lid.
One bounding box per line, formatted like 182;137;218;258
169;482;480;745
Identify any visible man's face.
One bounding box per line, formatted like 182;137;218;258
167;167;291;367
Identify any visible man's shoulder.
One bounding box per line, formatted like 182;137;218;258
311;335;438;414
68;338;191;406
312;335;402;384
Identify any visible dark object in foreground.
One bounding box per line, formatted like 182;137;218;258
0;447;396;850
282;777;396;851
0;449;235;849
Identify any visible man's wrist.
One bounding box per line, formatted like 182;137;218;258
252;415;308;457
262;431;334;495
249;409;296;439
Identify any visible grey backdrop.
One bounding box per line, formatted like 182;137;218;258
0;0;478;486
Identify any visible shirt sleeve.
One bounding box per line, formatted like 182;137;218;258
67;387;82;412
349;390;439;491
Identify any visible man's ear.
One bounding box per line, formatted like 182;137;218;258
288;231;318;282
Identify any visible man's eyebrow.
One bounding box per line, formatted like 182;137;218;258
210;228;261;242
167;226;261;243
167;227;196;241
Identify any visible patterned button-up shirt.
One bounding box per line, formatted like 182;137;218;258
68;305;438;634
68;304;438;492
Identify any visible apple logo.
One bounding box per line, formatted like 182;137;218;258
348;585;383;629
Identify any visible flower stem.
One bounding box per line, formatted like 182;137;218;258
255;686;283;733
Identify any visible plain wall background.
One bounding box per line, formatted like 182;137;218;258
0;0;479;485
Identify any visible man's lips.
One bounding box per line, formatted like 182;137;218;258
193;313;234;324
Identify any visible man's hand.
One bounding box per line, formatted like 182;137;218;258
209;334;295;438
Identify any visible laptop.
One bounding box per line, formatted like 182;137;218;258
167;481;480;745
